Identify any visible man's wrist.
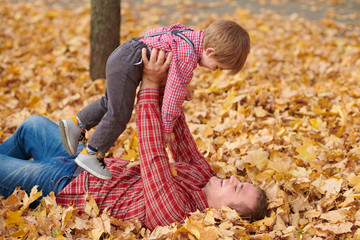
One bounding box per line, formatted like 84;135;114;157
140;77;160;90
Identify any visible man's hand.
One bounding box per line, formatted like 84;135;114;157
164;132;175;145
141;48;173;89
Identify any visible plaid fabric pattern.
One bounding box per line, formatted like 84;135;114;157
56;88;214;230
139;23;203;133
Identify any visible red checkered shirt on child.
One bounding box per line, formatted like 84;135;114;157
56;88;215;230
138;23;203;134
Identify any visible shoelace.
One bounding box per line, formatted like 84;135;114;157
97;156;107;168
79;131;86;144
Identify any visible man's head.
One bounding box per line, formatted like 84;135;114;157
201;20;250;75
202;175;268;221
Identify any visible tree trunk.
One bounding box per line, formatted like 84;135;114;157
90;0;120;80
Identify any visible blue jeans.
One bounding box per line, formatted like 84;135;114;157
0;115;84;206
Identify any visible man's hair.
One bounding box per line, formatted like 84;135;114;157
203;20;250;75
229;188;268;221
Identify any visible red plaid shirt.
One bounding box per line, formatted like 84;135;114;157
139;23;203;133
56;88;215;230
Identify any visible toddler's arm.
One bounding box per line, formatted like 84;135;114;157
164;87;191;145
161;59;195;134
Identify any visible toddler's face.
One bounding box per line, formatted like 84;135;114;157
199;49;230;71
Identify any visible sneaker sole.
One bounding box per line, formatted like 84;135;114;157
59;120;76;156
75;158;112;180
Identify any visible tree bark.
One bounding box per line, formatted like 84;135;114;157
90;0;120;80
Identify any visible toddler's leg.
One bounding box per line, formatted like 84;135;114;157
77;98;108;130
74;39;147;180
87;39;146;153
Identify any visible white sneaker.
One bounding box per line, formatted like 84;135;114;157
59;118;85;156
75;148;112;180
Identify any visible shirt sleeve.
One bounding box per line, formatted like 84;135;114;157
162;59;194;133
135;88;192;230
159;86;215;174
168;111;214;170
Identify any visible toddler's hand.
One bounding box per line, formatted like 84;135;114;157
164;132;175;145
185;88;193;101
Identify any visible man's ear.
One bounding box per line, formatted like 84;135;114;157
205;48;216;56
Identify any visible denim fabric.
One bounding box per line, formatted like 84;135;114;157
0;115;85;206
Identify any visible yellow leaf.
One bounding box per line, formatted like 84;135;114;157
84;195;99;218
289;167;312;178
313;178;343;196
222;88;236;111
290;119;303;129
9;228;27;238
254;106;268;117
183;218;201;239
320;209;347;223
199;227;219;240
74;217;91;230
183;217;219;240
5;194;20;206
203;210;216;225
315;222;353;234
253;212;276;228
243;149;268;171
336;125;343;137
47;10;58;18
88;228;104;240
171;166;177;177
354;228;360;239
21;186;42;210
296;139;316;163
200;125;213;138
349;175;360;192
27;222;39;239
309;118;320;130
62;206;77;228
6;210;25;227
213;136;226;146
221;206;240;221
122;148;138;161
259;25;270;32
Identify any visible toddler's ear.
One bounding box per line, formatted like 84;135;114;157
205;48;216;56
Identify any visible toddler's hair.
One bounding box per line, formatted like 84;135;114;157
203;20;250;74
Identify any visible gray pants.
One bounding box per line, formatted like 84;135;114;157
77;39;148;153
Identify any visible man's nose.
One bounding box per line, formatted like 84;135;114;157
229;175;239;184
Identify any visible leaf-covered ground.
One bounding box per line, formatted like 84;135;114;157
1;0;360;239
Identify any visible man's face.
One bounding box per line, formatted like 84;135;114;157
202;175;259;212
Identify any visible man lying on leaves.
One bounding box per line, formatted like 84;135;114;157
0;48;267;230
